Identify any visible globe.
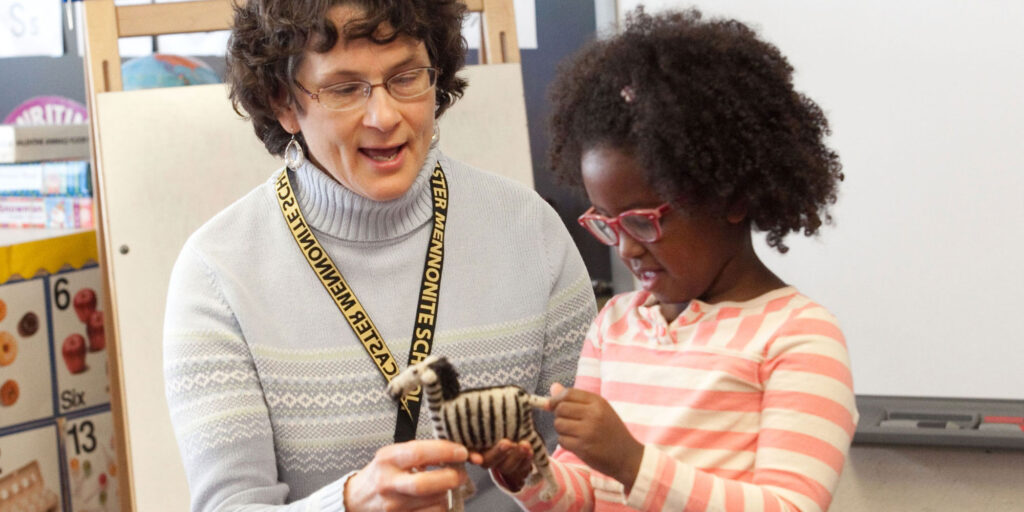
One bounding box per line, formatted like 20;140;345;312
121;53;222;91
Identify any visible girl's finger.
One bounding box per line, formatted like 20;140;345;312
505;456;532;477
552;400;591;420
476;440;514;467
550;383;595;404
553;416;587;437
548;382;571;408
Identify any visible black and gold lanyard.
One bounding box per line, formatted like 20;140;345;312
276;162;449;443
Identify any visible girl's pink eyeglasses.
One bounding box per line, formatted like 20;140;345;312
577;202;672;246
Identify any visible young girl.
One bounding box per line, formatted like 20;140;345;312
477;7;856;512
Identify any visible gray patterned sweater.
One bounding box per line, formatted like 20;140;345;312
163;148;596;512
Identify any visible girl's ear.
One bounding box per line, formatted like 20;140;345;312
725;198;748;224
272;89;301;135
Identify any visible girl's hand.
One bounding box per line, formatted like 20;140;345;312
548;383;644;492
345;439;470;512
469;439;534;491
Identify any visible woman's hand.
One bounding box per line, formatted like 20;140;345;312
469;439;534;491
548;383;644;492
345;440;470;512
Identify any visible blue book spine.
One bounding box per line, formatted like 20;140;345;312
0;161;92;197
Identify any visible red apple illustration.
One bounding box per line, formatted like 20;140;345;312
86;311;106;352
74;288;98;323
63;334;88;374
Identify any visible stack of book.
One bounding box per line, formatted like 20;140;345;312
0;123;93;229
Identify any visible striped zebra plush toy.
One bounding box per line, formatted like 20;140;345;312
386;355;557;509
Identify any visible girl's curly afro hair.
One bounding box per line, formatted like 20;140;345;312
548;7;843;252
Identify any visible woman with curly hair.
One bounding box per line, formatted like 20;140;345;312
482;7;856;511
162;1;596;510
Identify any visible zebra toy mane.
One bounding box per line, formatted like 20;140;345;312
427;356;461;400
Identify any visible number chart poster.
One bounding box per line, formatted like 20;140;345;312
1;255;118;511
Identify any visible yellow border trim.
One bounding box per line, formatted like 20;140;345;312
1;231;98;284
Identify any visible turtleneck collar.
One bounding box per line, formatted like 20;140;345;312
288;147;440;242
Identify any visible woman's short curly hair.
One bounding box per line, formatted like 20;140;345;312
227;0;468;157
548;8;843;252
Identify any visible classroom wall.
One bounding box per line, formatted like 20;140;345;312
0;10;84;117
833;445;1024;511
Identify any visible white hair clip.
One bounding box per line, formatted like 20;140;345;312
620;85;636;104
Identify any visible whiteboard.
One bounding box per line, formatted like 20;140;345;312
95;83;279;512
619;0;1024;400
94;63;533;511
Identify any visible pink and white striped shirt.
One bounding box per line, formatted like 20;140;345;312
509;286;857;512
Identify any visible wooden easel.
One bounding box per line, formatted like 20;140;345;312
79;1;521;510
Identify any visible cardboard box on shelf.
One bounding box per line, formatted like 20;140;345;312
0;124;90;165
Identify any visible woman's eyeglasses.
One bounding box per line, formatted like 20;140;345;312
295;67;438;111
577;202;672;246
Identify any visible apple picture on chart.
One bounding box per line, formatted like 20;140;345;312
50;268;111;413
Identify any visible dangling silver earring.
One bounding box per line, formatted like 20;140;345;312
430;121;440;148
284;134;305;170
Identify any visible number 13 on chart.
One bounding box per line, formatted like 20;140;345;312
63;412;120;511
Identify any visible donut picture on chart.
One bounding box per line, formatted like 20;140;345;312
0;330;17;368
0;279;54;429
